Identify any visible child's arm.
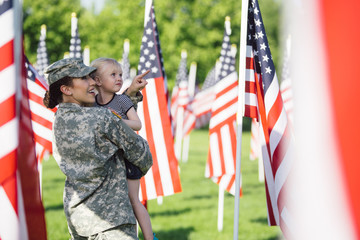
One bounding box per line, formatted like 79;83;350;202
123;107;142;131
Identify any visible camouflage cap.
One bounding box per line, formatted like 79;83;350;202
44;58;96;86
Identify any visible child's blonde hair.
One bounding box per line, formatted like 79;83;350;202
90;57;121;78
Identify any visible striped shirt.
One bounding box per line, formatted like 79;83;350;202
95;94;134;119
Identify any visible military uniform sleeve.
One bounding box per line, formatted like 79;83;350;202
122;91;143;111
103;110;152;175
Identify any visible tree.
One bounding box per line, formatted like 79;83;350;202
23;0;84;64
22;0;280;88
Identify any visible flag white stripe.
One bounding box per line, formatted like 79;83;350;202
0;186;19;240
245;69;255;82
31;121;52;141
28;100;54;123
244;92;258;106
264;74;280;116
0;119;18;158
269;107;288;156
221;125;235;175
0;9;14;46
209;133;222;177
0;65;16;103
274;137;294;197
146;80;174;195
212;86;238;112
27;80;46;98
209;103;237;129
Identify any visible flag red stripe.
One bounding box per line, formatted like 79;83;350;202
322;0;360;237
211;97;238;117
209;115;236;134
267;92;283;132
245;81;256;94
0;150;17;186
142;88;164;196
226;175;236;192
154;77;182;192
229;121;237;164
207;149;213;177
33;133;52;151
0;40;14;71
0;95;16;127
217;132;226;176
31;112;52;130
265;179;277;225
271;126;291;176
2;172;18;213
28;90;45;106
216;81;238;98
246;57;255;70
140;177;148;201
244;105;258;119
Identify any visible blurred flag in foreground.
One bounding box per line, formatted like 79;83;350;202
205;17;239;195
285;0;360;239
279;35;293;127
243;0;294;236
0;0;47;238
137;0;182;201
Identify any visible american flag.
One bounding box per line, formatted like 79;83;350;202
35;24;48;77
170;50;190;134
137;0;182;201
190;65;216;129
119;39;132;93
0;1;47;238
69;12;82;59
26;59;56;167
205;17;239;195
122;39;131;81
243;0;294;235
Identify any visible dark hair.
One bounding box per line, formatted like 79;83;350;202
43;76;73;109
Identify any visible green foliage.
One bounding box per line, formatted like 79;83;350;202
23;0;280;89
42;129;281;239
23;0;84;63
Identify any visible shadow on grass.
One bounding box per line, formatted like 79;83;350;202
150;207;192;218
251;216;268;225
185;194;214;200
140;226;194;240
45;203;64;212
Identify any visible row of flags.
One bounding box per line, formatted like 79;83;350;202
0;0;47;239
2;0;360;239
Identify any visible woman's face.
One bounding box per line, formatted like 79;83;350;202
66;75;96;106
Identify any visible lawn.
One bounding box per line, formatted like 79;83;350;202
42;129;281;239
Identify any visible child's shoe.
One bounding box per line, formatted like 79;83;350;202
153;233;159;240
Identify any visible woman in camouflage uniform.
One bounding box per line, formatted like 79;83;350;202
43;58;153;240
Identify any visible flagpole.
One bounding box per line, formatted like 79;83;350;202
233;0;249;239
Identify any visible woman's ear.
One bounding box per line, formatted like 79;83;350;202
60;85;72;96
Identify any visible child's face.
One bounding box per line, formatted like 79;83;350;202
96;62;123;93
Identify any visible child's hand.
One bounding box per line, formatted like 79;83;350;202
127;70;150;96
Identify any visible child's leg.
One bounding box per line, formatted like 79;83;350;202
128;179;154;240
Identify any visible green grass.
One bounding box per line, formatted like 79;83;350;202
42;129;281;239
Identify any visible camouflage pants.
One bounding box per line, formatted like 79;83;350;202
70;224;137;240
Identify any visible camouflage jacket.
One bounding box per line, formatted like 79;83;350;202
52;103;152;236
